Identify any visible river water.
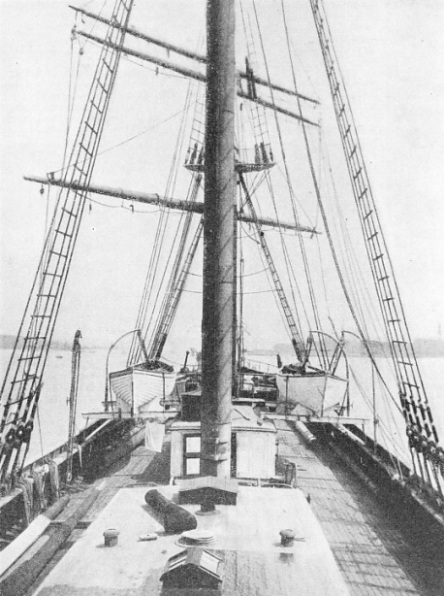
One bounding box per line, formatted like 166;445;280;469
1;348;443;468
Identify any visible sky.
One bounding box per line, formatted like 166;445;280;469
1;0;444;356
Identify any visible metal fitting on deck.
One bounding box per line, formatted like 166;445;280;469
103;528;119;547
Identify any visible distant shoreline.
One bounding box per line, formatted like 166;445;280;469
0;335;103;351
267;338;444;359
1;334;444;358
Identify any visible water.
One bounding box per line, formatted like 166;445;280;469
1;348;443;468
1;348;109;465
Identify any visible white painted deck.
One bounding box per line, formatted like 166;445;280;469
33;485;350;596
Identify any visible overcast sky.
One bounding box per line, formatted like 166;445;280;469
1;0;444;352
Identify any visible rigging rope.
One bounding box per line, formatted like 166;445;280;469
127;71;199;365
62;25;76;172
279;0;398;389
319;137;379;342
253;0;327;367
253;232;293;343
141;96;195;354
0;0;136;484
262;174;312;329
309;0;443;493
277;0;399;399
134;33;207;362
36;403;45;460
147;177;202;360
348;361;406;476
50;103;190;180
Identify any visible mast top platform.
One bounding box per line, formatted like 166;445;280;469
185;162;275;174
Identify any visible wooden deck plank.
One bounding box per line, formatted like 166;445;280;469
275;420;441;596
23;423;442;596
33;486;350;596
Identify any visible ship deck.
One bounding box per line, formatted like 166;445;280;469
22;421;443;596
274;419;442;596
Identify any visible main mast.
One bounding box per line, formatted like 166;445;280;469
200;0;236;477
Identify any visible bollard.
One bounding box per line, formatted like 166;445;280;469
279;529;295;547
103;528;119;547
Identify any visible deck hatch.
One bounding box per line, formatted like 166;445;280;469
160;547;224;589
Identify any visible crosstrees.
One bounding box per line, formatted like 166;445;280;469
310;0;444;497
0;0;135;483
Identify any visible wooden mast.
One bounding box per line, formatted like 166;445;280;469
200;0;236;478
